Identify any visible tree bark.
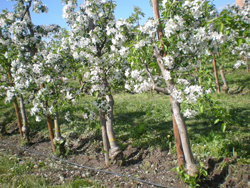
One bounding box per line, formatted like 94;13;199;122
46;114;55;152
13;97;23;139
219;67;229;93
53;112;66;155
19;94;30;142
170;97;185;168
99;109;109;166
171;98;198;176
106;94;123;161
213;57;220;93
40;84;55;152
152;0;164;39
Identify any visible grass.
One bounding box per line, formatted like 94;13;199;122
0;152;100;188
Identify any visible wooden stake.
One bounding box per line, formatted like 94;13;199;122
13;97;23;138
40;84;55;152
46;114;55;152
212;56;220;93
7;73;23;138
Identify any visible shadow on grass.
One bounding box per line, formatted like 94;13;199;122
114;111;173;151
223;70;250;93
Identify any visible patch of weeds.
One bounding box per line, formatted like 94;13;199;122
0;154;50;187
131;122;146;139
58;177;94;188
173;162;208;188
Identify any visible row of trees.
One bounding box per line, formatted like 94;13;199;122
0;0;249;176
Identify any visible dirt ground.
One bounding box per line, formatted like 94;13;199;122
0;123;249;188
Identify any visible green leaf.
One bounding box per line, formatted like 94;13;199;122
219;23;224;33
163;45;167;52
214;119;220;124
206;17;218;25
221;123;226;132
237;38;243;47
102;149;108;154
200;105;204;113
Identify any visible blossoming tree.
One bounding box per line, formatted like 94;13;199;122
125;0;221;175
0;0;63;148
62;0;135;165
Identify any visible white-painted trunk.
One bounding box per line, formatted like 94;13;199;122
20;95;29;142
106;94;122;160
99;109;109;166
171;98;198;176
53;113;66;155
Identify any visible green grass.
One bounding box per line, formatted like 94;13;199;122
0;153;50;188
0;152;99;188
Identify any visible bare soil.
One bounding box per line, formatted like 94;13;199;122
0;122;249;188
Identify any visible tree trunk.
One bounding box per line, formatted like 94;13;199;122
99;109;109;166
213;57;220;93
152;0;164;39
106;94;123;161
40;83;55;152
46;114;55;152
53;112;66;155
171;98;198;176
236;0;244;7
152;0;187;171
13;97;23;139
219;67;229;93
19;94;30;143
170;97;185;168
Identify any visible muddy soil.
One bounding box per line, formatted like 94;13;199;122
0;124;249;188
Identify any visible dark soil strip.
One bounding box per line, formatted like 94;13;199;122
0;140;175;188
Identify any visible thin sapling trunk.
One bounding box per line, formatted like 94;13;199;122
40;84;55;152
243;55;249;73
219;67;229;93
19;94;30;143
46;114;55;152
106;94;123;162
99;109;109;166
171;98;198;176
14;97;23;139
170;97;185;168
53;112;66;156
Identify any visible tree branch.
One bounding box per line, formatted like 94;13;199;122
20;1;32;21
143;61;170;95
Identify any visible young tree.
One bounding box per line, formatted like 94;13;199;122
0;0;61;149
126;0;221;175
62;0;135;164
